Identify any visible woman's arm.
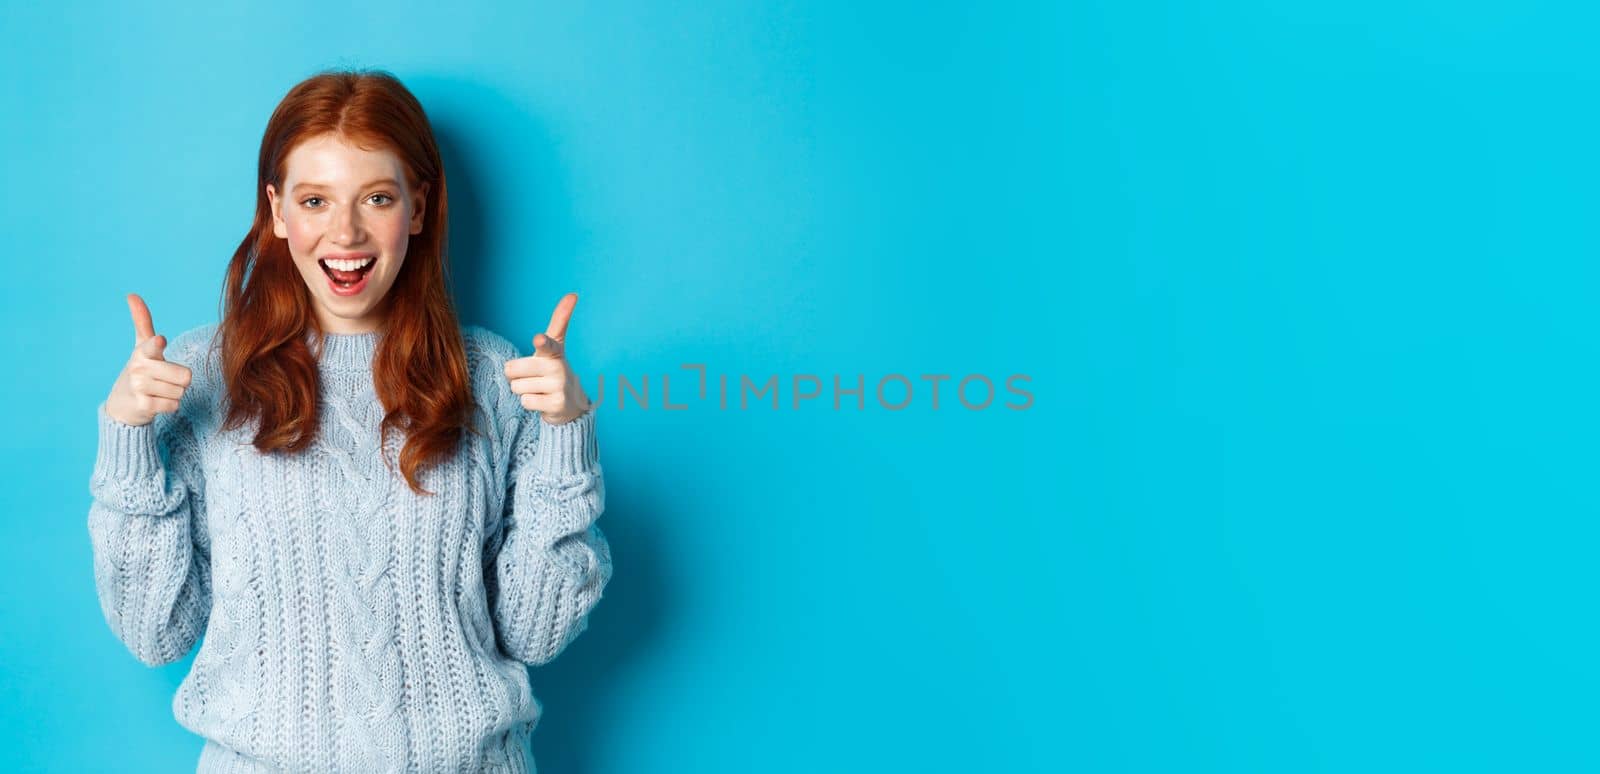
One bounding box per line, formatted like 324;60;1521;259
86;332;212;667
483;404;613;666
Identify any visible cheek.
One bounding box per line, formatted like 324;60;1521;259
284;217;319;253
378;214;413;247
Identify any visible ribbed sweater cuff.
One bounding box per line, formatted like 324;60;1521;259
95;400;164;483
533;405;599;477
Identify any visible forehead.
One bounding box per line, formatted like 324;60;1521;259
283;134;405;187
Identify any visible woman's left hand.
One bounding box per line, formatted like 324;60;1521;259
504;292;593;425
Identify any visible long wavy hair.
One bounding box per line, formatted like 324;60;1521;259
217;68;477;496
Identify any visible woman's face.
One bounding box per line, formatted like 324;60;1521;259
266;133;428;334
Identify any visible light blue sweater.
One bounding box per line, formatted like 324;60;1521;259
88;322;612;773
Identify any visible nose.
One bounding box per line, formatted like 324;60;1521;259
331;201;366;245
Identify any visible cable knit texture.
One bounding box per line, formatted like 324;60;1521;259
87;322;612;773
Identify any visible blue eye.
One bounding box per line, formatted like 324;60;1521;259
298;194;393;208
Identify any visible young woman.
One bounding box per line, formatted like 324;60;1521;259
88;69;612;773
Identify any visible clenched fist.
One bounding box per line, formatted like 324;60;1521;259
503;292;593;426
105;293;193;427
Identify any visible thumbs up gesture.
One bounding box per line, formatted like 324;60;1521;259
503;292;593;426
104;293;194;427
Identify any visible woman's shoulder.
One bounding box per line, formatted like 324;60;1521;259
459;325;523;412
160;322;224;432
170;322;222;382
158;322;218;381
169;321;221;355
460;324;519;364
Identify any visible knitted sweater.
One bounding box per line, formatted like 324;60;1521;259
87;322;613;773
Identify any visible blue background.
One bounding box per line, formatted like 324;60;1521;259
2;1;1593;771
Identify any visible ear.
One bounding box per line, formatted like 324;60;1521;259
266;183;287;239
409;181;429;235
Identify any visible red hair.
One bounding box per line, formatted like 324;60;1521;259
217;68;476;496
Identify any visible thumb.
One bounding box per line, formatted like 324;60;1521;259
532;332;564;359
140;334;167;362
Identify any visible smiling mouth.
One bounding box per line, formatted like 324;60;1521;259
319;258;376;288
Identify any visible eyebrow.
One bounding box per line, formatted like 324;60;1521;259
291;177;400;193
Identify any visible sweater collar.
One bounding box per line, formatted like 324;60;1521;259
306;328;380;373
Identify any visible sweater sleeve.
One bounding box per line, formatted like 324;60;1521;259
483;402;613;666
87;347;213;667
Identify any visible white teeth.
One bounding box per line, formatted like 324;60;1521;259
323;257;375;271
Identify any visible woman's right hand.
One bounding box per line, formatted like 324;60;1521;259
105;293;193;427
